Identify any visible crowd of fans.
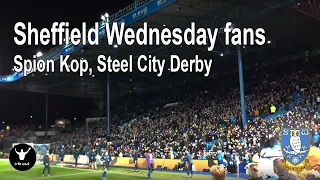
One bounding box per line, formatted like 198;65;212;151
2;58;320;175
46;58;320;168
0;125;37;140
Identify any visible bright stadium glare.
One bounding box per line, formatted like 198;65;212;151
36;52;43;57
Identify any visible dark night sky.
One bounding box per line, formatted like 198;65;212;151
0;0;130;126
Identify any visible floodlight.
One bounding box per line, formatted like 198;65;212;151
36;52;43;57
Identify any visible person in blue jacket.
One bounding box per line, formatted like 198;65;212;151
59;148;64;164
101;151;111;180
91;149;97;169
73;149;79;167
217;151;224;165
313;132;320;147
133;149;139;172
87;151;92;168
185;150;193;178
42;152;50;177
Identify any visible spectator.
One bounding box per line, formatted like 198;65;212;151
210;165;226;180
247;163;263;180
273;158;297;180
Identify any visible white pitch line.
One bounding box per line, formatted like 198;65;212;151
24;171;100;180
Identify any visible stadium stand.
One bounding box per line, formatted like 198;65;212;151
38;57;320;175
0;0;319;179
1;57;319;178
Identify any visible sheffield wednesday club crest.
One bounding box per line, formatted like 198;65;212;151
281;128;310;166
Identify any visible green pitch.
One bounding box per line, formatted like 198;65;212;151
0;160;243;180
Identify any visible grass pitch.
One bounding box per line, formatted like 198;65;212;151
0;160;244;180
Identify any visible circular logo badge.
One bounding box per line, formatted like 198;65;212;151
9;144;36;171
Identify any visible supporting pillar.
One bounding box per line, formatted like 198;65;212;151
106;73;111;136
237;46;247;128
45;92;48;141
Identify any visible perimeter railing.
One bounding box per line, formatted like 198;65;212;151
41;0;150;60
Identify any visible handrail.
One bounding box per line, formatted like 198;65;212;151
41;0;150;60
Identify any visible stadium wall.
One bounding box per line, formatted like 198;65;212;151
47;154;218;171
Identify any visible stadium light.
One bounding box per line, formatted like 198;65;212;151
74;118;76;120
220;53;224;57
30;116;33;118
101;13;109;22
36;52;43;57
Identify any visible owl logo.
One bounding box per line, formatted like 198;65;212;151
281;128;310;165
289;129;302;154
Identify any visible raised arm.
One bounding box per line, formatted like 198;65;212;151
25;147;31;154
